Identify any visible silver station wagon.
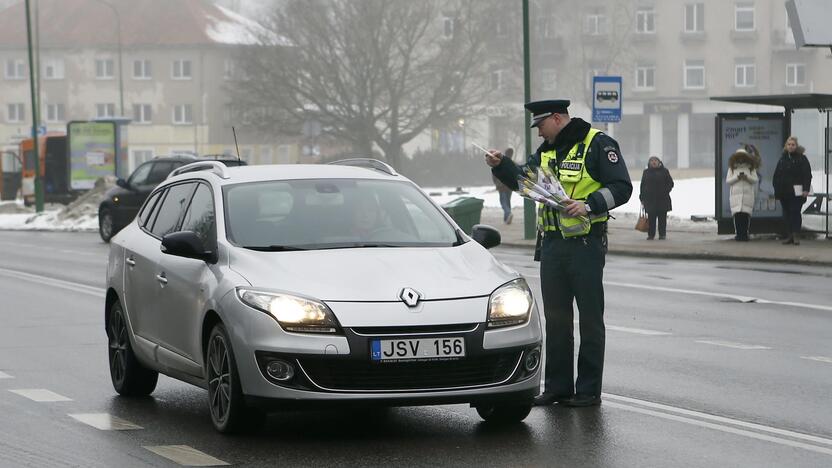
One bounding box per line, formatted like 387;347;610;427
105;159;542;433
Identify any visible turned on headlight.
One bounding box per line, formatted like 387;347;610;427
236;288;341;334
487;278;533;328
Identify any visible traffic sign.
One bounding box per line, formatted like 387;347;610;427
592;76;622;123
30;125;46;137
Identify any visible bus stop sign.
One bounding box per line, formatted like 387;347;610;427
592;76;622;123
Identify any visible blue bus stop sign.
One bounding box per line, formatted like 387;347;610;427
592;76;622;123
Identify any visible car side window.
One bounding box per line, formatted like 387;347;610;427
138;190;163;227
180;183;215;245
146;162;175;185
128;162;153;187
149;183;195;238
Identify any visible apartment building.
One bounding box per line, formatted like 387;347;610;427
0;0;299;172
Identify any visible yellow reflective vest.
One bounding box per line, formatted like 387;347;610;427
537;128;609;237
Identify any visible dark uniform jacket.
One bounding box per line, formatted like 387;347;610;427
491;118;633;221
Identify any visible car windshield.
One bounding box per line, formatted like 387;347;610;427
223;179;461;250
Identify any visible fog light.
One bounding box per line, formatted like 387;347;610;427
524;349;540;372
266;360;295;381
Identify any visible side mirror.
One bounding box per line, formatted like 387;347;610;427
161;231;217;264
116;178;130;190
472;224;501;249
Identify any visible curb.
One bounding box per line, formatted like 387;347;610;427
499;241;832;267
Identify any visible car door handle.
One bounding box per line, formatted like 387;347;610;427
126;257;136;267
156;273;168;285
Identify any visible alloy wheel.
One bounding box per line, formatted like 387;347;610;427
208;333;232;425
100;211;113;241
108;307;128;387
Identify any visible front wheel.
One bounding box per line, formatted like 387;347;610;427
108;301;158;396
99;208;115;243
476;402;533;424
206;323;263;433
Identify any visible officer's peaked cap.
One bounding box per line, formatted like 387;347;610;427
525;99;570;128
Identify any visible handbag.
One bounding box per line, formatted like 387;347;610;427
635;206;649;232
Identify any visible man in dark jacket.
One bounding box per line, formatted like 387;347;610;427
484;100;632;407
773;137;812;245
639;156;674;240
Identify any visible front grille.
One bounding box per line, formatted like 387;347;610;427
350;323;478;336
298;352;522;392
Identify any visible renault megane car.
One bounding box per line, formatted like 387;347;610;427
105;159;542;433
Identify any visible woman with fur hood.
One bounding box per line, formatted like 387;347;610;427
773;136;812;245
726;147;760;241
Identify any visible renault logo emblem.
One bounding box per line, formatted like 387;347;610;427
399;288;421;307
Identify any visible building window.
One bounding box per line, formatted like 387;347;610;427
7;103;25;122
491;70;503;90
224;59;235;80
734;2;755;32
735;61;755;87
684;3;704;33
536;17;553;39
4;59;26;80
442;16;454;38
133;59;152;79
95;58;114;79
172;59;192;80
584;13;607;35
172;104;193;124
96;103;116;118
541;69;557;92
45;103;65;122
683;60;705;89
132;150;154;166
132;104;152;124
786;63;806;87
635;65;655;90
43;58;64;80
259;146;274;164
636;7;655;34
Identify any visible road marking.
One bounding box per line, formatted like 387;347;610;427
143;445;229;466
0;371;13;379
607;325;671;336
604;393;832;449
801;356;832;364
69;413;143;430
0;267;104;298
695;340;771;350
9;389;72;402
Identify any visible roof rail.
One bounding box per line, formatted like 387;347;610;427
167;160;231;180
328;158;398;176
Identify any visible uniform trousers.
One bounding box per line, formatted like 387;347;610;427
538;230;606;397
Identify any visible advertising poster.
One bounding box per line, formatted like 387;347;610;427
716;114;787;232
68;121;116;190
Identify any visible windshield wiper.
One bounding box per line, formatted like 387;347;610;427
242;245;309;252
318;243;402;250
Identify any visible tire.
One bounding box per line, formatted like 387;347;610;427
108;301;158;396
206;323;263;434
99;208;115;243
475;402;533;424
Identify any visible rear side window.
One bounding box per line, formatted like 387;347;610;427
138;190;163;227
129;162;153;187
180;183;215;245
147;162;175;185
149;183;195;238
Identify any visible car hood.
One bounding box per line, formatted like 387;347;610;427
228;241;518;302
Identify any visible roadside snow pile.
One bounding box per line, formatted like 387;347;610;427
0;176;114;232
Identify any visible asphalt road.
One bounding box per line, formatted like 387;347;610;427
0;230;830;467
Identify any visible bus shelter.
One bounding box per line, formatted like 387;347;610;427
711;94;831;239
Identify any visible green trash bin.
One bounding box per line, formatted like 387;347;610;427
442;196;484;234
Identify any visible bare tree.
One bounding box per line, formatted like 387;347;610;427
231;0;494;169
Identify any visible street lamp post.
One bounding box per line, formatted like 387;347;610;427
94;0;124;116
24;0;43;212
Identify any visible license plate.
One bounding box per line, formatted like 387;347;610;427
370;337;465;361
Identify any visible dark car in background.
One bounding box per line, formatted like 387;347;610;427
98;156;245;242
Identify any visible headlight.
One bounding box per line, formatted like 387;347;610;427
236;288;341;334
487;278;533;328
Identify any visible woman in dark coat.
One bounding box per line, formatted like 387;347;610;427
639;156;674;240
773;136;812;245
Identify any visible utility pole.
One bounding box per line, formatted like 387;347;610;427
25;0;43;212
522;0;535;239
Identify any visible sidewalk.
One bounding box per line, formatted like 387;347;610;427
481;206;832;266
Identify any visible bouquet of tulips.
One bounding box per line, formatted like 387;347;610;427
516;166;590;224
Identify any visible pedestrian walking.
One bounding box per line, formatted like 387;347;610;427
484;99;632;407
493;147;515;224
773;137;812;245
639;156;673;240
726;147;759;241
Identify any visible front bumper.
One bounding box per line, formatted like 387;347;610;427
221;292;542;404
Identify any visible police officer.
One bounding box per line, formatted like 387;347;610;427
485;100;632;407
